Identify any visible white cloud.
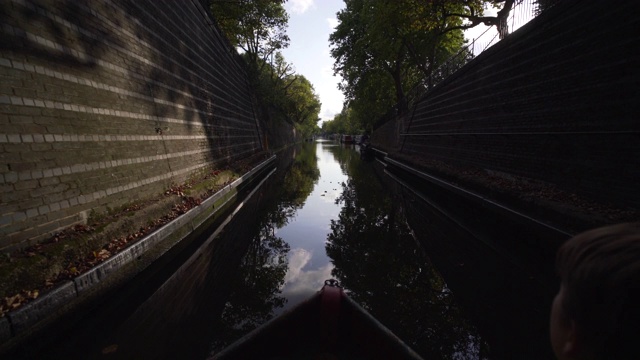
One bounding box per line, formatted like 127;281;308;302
288;0;315;15
327;17;339;30
315;66;344;122
320;106;341;122
318;86;344;122
321;65;333;79
321;108;338;121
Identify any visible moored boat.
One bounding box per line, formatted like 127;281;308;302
340;134;354;144
210;279;423;359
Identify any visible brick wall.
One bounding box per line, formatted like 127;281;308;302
399;0;640;208
0;0;264;250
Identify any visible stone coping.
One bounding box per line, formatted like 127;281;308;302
383;155;573;238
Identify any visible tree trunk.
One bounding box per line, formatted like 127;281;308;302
393;64;408;116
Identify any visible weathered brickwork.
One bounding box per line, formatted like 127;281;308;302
400;0;639;208
0;0;263;250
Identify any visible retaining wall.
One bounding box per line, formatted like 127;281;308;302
399;0;640;208
0;0;264;250
0;155;276;347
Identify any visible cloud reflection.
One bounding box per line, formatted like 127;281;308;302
282;248;334;297
318;189;341;204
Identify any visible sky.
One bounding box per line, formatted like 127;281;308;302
281;0;346;124
280;1;523;125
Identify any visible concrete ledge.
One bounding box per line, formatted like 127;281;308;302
384;156;572;237
0;155;276;345
0;317;10;343
370;146;388;158
7;281;76;336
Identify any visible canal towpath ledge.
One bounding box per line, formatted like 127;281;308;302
0;156;276;348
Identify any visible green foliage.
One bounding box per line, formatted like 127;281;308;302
210;3;320;140
328;0;534;131
285;76;321;126
329;0;467;130
321;106;362;135
210;0;289;66
249;53;321;132
294;119;320;139
432;1;532;38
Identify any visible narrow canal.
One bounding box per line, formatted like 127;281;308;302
7;139;561;359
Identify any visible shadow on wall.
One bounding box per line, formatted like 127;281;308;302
0;0;263;163
123;0;263;166
0;1;118;68
0;0;264;249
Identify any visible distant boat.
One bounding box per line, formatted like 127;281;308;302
340;135;354;144
210;280;423;359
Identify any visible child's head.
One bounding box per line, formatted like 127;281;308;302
550;222;640;360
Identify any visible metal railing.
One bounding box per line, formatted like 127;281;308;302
406;0;539;109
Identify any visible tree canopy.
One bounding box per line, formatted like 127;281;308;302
329;0;467;131
321;106;361;135
210;0;290;68
250;53;321;137
328;0;548;133
210;0;321;139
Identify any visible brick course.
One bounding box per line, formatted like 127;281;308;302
399;0;640;208
0;0;263;250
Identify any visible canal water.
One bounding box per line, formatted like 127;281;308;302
7;139;561;359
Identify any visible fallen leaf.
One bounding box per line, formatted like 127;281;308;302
97;249;110;260
5;294;22;307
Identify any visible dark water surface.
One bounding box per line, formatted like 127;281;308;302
6;140;560;359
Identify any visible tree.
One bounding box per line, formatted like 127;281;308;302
210;0;290;69
330;0;414;116
284;75;322;126
330;0;466;128
433;0;556;39
211;3;320;140
321;106;360;135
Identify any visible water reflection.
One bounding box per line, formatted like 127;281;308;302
386;165;558;359
210;141;324;352
220;140;486;359
325;145;487;359
275;141;348;307
210;222;290;351
10;140;492;360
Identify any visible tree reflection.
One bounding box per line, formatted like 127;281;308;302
210;143;321;350
325;158;488;359
273;142;321;226
211;221;291;350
